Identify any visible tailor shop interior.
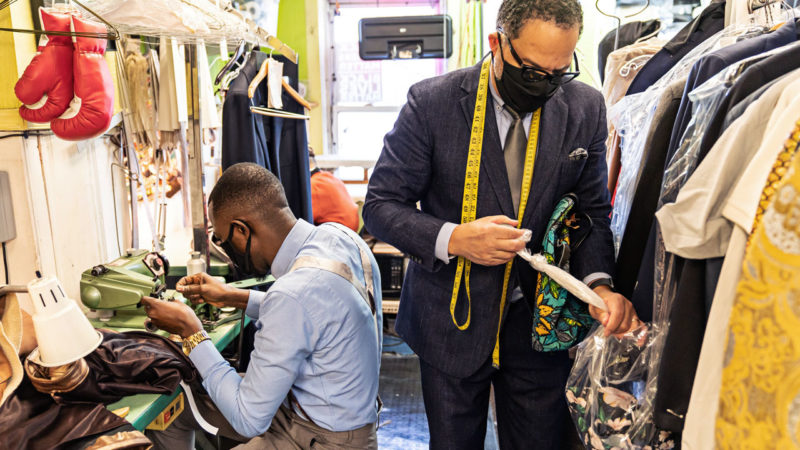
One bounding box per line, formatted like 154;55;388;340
2;0;800;449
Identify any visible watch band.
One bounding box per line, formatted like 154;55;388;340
588;277;614;290
182;330;210;356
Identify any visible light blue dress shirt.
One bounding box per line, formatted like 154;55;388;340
189;219;382;438
434;66;609;286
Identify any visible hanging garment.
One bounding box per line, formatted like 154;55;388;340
625;25;798;324
664;21;795;169
608;18;759;254
696;40;800;163
597;20;662;82
715;122;800;449
603;40;665;114
667;78;800;450
601;39;664;182
618;28;800;312
197;41;221;130
221;52;273;171
221;52;313;223
725;0;786;27
651;35;800;345
721;73;787;130
614;77;686;307
657;70;800;260
626;0;726;95
644;50;799;431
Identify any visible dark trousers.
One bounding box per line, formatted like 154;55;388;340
419;300;574;450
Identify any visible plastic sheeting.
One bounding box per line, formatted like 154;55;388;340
566;324;676;449
607;23;767;254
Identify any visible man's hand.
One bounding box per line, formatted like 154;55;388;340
448;216;528;266
141;296;203;339
176;272;250;309
588;286;641;337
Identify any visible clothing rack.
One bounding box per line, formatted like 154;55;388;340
104;0;296;260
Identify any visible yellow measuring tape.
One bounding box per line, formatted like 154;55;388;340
449;57;542;368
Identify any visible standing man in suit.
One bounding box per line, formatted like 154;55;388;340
363;1;639;448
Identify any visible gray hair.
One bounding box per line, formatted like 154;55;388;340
497;0;583;39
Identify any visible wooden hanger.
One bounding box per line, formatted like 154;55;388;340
248;58;312;110
249;106;310;120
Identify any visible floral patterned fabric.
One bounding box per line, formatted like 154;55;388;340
531;194;594;352
565;324;677;449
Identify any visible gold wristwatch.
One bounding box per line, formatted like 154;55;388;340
182;330;210;356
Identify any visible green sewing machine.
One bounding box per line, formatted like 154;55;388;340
80;249;172;330
80;249;243;331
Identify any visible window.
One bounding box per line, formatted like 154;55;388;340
328;3;446;159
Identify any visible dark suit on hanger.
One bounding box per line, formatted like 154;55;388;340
626;0;725;95
697;38;800;162
615;78;686;311
221;52;313;224
665;19;796;170
363;61;614;449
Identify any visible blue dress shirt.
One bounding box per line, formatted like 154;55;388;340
189;219;382;438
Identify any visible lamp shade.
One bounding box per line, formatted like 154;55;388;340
26;277;102;367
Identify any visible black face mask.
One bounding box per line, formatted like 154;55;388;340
494;40;561;114
220;220;269;278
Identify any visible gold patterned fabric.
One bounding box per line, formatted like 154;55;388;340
715;121;800;449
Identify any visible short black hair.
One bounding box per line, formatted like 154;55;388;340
208;163;291;223
497;0;583;39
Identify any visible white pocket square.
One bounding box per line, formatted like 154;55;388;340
568;148;588;161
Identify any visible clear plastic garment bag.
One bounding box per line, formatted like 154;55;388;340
607;21;779;254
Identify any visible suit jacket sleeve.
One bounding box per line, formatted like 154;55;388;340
363;84;446;272
570;97;615;281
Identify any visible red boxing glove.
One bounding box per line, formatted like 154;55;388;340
14;8;74;123
51;16;114;141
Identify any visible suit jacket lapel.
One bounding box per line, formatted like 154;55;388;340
459;64;516;218
522;91;568;231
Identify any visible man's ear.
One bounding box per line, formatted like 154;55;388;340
488;32;500;53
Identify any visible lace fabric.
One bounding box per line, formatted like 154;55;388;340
715;121;800;449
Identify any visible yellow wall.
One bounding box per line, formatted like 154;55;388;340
278;0;325;154
0;0;36;130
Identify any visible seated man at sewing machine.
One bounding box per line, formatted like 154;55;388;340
142;163;382;449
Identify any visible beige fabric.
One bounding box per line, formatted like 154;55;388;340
233;403;377;450
0;293;24;407
602;39;665;109
601;39;664;167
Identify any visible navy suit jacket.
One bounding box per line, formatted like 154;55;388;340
363;62;614;378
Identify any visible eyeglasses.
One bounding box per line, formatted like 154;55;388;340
497;28;580;86
219;220;249;259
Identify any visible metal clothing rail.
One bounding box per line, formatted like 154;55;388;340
0;0;120;40
0;0;296;63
